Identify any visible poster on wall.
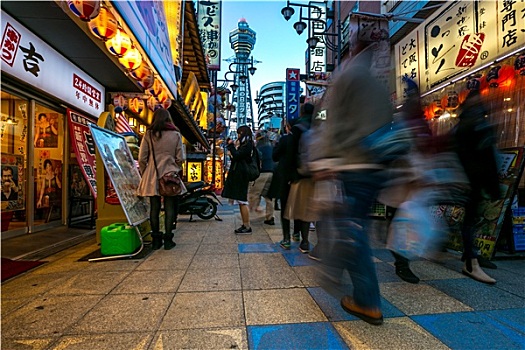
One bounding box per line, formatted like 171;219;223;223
35;158;62;223
89;124;149;226
439;147;525;258
1;153;24;212
34;112;59;148
67;109;97;198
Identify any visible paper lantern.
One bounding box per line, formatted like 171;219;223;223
147;96;159;111
88;6;117;41
486;65;515;88
105;29;131;57
68;0;101;21
515;54;525;76
130;62;153;81
128;98;145;114
162;98;172;109
157;89;168;104
441;91;459;111
118;45;142;71
148;78;162;96
139;74;154;90
113;94;127;113
458;89;470;105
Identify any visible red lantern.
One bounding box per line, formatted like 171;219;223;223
148;79;162;97
88;6;117;41
68;0;101;21
147;96;159;111
118;45;142;71
105;29;131;57
139;74;155;90
128;98;145;114
130;62;153;81
486;65;515;88
162;98;172;109
515;55;525;76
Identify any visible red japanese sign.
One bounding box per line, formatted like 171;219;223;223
67;109;97;198
1;22;21;67
455;33;485;67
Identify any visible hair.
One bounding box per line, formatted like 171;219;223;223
2;166;13;175
44;159;53;169
38;113;47;121
301;103;315;115
148;108;173;138
237;125;253;145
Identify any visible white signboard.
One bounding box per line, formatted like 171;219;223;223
1;11;105;118
308;1;327;77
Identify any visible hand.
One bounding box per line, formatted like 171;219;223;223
37;201;42;208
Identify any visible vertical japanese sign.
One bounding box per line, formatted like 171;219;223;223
396;31;420;99
1;11;104;117
67;110;97;198
286;68;301;122
197;0;222;71
308;1;327;77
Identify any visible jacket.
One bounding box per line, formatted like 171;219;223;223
222;141;254;201
137;129;183;197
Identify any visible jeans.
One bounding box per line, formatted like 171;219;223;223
322;170;385;309
150;196;179;236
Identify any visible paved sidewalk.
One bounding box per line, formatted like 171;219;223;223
2;202;524;349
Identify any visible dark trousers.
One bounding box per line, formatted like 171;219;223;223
461;187;483;260
150;196;179;237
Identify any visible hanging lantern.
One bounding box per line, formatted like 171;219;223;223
113;94;127;113
495;65;516;88
147;96;159;111
88;6;118;41
139;74;155;90
515;54;525;76
445;91;459;111
130;61;153;81
458;89;470;105
162;98;172;109
118;45;142;71
67;0;101;21
157;89;168;104
128;98;145;115
105;29;131;57
148;78;162;96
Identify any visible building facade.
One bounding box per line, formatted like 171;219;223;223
256;82;286;131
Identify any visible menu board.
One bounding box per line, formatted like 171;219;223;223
89;124;149;226
437;147;525;258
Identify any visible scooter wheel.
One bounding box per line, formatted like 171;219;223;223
197;198;217;220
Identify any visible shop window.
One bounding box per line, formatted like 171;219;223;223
1;92;28;233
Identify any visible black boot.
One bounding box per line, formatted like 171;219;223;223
163;233;176;250
151;232;163;250
392;251;419;284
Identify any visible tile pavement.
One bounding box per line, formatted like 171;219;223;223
1;201;524;349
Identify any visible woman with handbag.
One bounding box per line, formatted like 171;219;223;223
222;125;255;234
137;108;184;250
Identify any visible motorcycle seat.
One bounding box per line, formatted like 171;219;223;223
185;181;206;192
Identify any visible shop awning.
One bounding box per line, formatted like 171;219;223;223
169;96;210;151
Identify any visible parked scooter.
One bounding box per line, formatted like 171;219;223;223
178;181;222;221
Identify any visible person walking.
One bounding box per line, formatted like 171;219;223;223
137;108;183;250
249;131;276;225
284;102;318;253
310;37;393;325
222;125;255;234
451;81;500;284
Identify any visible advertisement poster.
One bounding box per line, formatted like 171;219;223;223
67;109;97;198
1;153;24;212
441;147;525;258
89;124;149;226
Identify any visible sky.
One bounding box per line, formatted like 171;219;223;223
217;1;308;119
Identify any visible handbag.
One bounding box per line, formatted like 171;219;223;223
148;132;187;196
246;147;261;182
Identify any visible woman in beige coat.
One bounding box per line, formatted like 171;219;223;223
137;108;183;250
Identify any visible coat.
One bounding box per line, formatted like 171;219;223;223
272;133;295;194
137;129;183;197
222;141;254;201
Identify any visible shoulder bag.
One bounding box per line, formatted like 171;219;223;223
148;132;186;196
246;146;261;182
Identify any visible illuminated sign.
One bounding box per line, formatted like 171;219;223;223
286;68;301;122
308;1;327;77
197;0;222;71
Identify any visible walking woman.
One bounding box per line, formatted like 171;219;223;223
222;125;255;234
137;108;184;250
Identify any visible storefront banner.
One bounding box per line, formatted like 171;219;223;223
67;110;97;198
112;2;178;98
1;153;25;212
286;68;301;122
0;11;105;118
197;0;222;71
308;1;327;76
394;0;525;95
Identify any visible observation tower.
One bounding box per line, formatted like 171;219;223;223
228;18;256;127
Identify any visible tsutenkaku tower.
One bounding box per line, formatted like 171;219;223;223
229;18;256;127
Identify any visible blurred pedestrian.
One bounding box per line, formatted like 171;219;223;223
222;126;256;234
310;38;393;325
137;108;183;250
451;81;500;284
283;102;318;253
249;131;276;225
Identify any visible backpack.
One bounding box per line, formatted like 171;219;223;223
246;147;261;181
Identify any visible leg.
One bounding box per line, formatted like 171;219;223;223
299;220;310;253
264;196;275;222
280;183;291;242
149;196;163;250
163;196;177;250
240;203;250;227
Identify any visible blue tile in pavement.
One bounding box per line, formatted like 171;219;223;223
238;243;279;253
412;311;525;349
481;308;525;334
247;322;349;350
282;249;317;266
308;287;404;322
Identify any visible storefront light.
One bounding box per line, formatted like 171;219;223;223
68;0;101;22
139;124;146;134
88;6;118;41
105;28;131;57
128;117;137;127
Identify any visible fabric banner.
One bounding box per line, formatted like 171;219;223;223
67;109;97;198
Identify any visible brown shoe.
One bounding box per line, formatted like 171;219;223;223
340;296;383;325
